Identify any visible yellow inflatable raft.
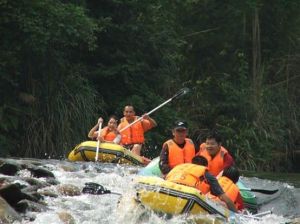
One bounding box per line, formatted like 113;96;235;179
68;141;144;166
135;176;233;220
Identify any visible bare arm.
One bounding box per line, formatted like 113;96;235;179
88;124;99;139
112;133;122;144
219;193;238;213
204;171;237;212
159;144;171;175
88;117;103;139
142;114;157;127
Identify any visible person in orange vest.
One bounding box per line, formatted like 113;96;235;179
217;166;244;211
165;155;238;213
118;105;157;156
88;115;121;144
206;166;244;211
159;121;195;175
196;131;235;177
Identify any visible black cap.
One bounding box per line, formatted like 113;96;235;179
173;121;188;129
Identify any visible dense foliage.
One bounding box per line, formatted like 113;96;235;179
1;0;299;171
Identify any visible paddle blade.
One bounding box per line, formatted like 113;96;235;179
250;188;279;194
171;87;190;101
240;188;279;195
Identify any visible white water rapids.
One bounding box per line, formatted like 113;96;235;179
15;159;300;224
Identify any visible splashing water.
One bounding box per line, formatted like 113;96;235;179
12;159;299;224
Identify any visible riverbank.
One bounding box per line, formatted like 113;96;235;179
242;171;300;188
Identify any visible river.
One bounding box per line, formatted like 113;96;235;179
242;171;300;188
1;158;300;224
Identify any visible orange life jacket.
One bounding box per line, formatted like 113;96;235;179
118;116;146;145
198;179;211;194
166;163;207;192
207;176;241;210
100;127;118;142
198;143;228;176
218;176;240;206
166;139;195;169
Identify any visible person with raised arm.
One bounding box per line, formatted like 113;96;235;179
118;105;157;156
88;115;121;144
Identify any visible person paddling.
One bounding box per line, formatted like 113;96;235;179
88;115;121;144
118;105;157;157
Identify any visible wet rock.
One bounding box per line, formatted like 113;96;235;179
0;183;39;207
21;185;40;194
0;162;21;176
0;196;22;223
23;177;50;188
15;158;44;167
57;184;81;196
1;176;28;189
57;211;76;224
46;177;60;185
0;178;9;188
27;166;55;178
290;217;300;224
38;189;58;198
22;189;43;202
15;199;48;213
59;164;78;172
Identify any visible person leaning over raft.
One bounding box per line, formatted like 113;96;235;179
159;121;195;175
88;115;121;144
118;105;157;156
196;131;235;177
165;155;238;212
216;166;245;211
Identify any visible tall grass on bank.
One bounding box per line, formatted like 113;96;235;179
20;75;103;159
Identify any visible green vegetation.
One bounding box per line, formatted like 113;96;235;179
0;0;299;172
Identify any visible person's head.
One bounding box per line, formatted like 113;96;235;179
192;156;208;166
172;121;188;144
222;166;240;183
123;105;135;120
107;115;118;130
205;131;222;157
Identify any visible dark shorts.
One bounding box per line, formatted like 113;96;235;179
123;143;143;151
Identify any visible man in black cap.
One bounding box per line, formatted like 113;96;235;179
159;121;195;175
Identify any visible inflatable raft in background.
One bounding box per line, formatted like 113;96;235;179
138;156;258;213
68;141;145;166
135;176;233;223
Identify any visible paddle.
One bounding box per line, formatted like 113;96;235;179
95;120;103;162
119;87;190;132
240;187;279;194
82;182;121;196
